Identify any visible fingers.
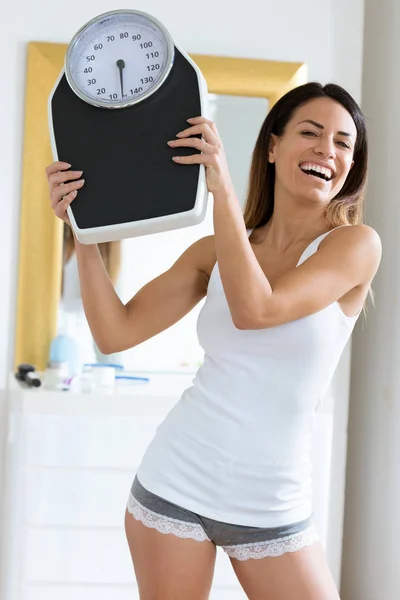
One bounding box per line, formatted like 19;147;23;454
46;161;83;204
171;117;222;166
51;178;84;209
167;137;216;153
54;191;76;220
172;154;210;165
176;120;220;145
187;116;219;133
45;161;71;177
48;169;83;187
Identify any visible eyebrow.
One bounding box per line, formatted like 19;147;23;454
298;119;353;138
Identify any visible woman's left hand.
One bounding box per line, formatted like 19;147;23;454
167;116;234;196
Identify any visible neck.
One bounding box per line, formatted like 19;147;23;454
255;188;331;251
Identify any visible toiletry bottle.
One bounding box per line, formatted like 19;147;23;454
49;311;80;378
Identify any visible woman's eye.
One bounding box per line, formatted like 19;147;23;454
302;130;351;149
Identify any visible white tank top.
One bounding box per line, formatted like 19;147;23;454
137;226;361;527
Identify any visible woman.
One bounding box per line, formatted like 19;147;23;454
46;82;381;600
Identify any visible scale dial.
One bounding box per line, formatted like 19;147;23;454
65;9;175;108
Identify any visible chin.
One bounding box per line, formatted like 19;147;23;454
298;186;331;204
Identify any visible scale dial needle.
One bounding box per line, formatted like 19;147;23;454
116;59;125;98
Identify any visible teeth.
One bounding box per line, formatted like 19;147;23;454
300;163;333;180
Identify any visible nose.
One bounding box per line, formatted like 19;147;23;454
314;136;336;159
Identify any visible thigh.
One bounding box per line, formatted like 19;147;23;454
230;541;340;600
125;509;217;600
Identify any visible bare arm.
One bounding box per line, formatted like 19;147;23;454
74;234;214;354
213;187;381;328
46;161;216;354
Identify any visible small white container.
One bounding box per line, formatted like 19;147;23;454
92;366;116;393
79;365;95;393
42;362;69;390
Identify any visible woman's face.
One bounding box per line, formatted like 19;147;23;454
268;97;357;204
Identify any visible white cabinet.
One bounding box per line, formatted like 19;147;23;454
1;374;337;600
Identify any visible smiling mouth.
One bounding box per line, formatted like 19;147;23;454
299;165;333;183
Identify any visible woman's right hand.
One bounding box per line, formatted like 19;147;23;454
45;161;85;225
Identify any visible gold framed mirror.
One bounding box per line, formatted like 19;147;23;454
14;41;307;371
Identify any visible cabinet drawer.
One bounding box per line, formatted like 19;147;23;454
22;469;133;527
22;415;162;468
24;529;135;584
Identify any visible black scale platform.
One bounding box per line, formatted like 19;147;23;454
50;48;203;234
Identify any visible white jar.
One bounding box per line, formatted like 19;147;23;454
79;365;95;393
42;362;69;390
92;366;116;393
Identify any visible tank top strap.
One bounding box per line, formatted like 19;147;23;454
296;224;351;267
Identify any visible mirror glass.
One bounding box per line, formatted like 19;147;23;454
59;94;269;372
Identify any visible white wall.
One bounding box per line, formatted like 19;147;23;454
341;1;400;598
0;0;365;585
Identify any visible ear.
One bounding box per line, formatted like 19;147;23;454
350;160;355;170
268;133;278;164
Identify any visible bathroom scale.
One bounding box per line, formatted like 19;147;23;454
48;9;209;244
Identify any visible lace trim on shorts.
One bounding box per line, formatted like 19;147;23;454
126;492;211;542
222;525;319;560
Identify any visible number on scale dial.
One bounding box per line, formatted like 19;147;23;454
65;10;175;108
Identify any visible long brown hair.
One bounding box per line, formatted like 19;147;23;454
243;82;368;229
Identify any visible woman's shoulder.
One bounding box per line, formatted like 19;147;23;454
321;223;381;248
319;224;382;282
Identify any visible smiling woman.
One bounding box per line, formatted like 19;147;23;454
296;115;355;184
28;66;382;600
123;83;381;600
243;83;368;232
268;99;357;206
